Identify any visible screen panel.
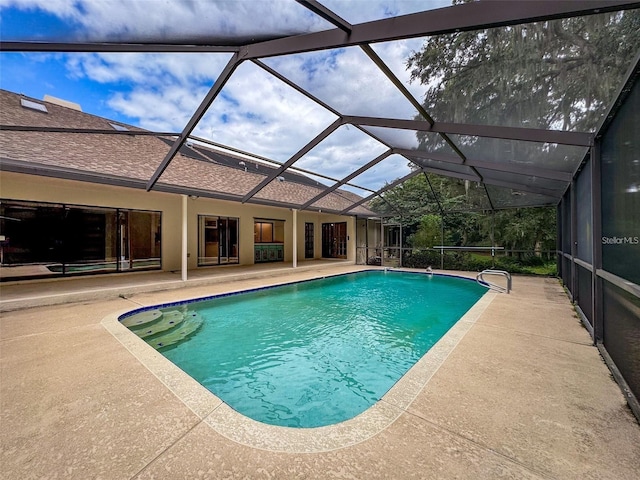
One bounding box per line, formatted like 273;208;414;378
575;159;593;263
262;47;425;120
399;11;640;133
561;189;572;254
576;263;593;326
196;61;339;162
601;79;640;286
447;135;588;174
320;0;456;24
603;281;640;403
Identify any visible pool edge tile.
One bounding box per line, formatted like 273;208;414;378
204;400;403;453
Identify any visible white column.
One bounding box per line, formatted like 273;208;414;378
380;218;384;265
181;194;188;282
292;209;298;268
399;223;403;267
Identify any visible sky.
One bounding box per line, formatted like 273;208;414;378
0;0;453;192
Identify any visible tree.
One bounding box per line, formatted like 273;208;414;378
369;173;439;225
492;207;557;255
407;8;639;133
408;214;442;249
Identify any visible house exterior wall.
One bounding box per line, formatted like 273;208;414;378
0;171;356;276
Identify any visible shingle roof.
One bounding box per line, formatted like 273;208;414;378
0;90;375;216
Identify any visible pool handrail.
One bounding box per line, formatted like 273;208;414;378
476;269;512;293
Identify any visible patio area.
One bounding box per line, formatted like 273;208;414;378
1;265;639;479
0;259;352;312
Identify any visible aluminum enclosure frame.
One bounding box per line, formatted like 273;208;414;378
1;0;638;217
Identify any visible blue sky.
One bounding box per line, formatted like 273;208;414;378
0;0;449;189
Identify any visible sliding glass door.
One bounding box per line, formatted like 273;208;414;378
322;222;347;259
0;199;161;280
198;215;239;266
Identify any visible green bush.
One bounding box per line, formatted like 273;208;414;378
402;249;441;269
400;249;556;276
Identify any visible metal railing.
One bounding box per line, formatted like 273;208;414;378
476;269;512;293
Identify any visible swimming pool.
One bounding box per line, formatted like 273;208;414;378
120;270;486;428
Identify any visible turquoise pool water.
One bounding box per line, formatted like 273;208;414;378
123;271;486;428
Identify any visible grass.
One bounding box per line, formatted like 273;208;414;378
469;253;557;276
525;263;558;276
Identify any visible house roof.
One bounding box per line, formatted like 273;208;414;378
0;89;376;216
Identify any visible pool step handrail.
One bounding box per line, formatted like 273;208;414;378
476;269;512;293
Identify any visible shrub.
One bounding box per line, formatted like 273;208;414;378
399;249;556;276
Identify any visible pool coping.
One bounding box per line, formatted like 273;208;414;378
101;270;498;453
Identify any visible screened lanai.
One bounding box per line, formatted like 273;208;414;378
1;0;636;214
1;1;639;417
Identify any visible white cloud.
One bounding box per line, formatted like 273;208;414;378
350;154;412;190
319;0;453;24
65;52;231;86
295;125;389;182
263;47;420;120
363;125;422;150
59;52;232;132
195;62;339;162
1;0;331;41
108;85;210;132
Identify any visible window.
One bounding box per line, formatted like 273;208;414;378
0;199;161;280
254;221;273;243
198;215;239;266
305;222;314;258
254;219;284;244
254;218;284;263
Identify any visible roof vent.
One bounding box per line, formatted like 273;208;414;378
277;176;285;182
20;98;48;113
43;94;82;111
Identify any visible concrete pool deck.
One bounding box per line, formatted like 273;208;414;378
1;265;639;479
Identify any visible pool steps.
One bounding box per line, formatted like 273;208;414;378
123;308;203;349
130;310;185;338
121;309;162;328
